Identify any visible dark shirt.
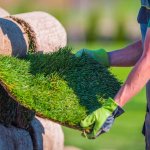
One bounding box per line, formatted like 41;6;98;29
138;0;150;24
141;0;150;7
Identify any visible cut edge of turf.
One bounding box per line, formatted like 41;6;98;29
0;78;83;131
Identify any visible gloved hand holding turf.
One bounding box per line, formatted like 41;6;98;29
75;48;110;67
80;98;124;139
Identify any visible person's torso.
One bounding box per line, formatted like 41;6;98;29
138;0;150;24
141;0;150;8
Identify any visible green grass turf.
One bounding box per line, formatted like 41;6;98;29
63;42;146;150
0;47;121;130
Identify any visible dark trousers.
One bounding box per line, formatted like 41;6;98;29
143;81;150;150
143;113;150;150
140;23;150;150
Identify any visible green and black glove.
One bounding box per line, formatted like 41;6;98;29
75;48;110;67
80;98;124;139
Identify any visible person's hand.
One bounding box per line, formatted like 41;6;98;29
75;48;110;67
80;98;124;139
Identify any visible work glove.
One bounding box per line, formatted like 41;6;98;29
75;48;110;67
80;98;124;139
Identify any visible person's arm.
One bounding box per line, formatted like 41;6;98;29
79;40;144;139
114;29;150;107
80;39;146;139
75;40;143;67
108;40;143;67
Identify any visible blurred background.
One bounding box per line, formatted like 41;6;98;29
0;0;146;150
1;0;141;43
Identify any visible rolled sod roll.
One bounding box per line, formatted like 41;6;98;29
0;11;67;57
0;8;9;18
30;116;64;150
10;11;67;53
0;47;121;130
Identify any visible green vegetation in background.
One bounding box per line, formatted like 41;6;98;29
6;0;140;43
114;0;140;19
86;9;101;42
0;47;121;130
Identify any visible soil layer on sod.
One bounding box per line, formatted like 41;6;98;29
0;48;121;130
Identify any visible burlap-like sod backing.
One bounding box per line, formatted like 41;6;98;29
0;18;29;57
10;11;67;53
0;8;9;18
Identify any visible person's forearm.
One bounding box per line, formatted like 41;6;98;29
114;30;150;107
108;40;143;67
114;57;150;107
